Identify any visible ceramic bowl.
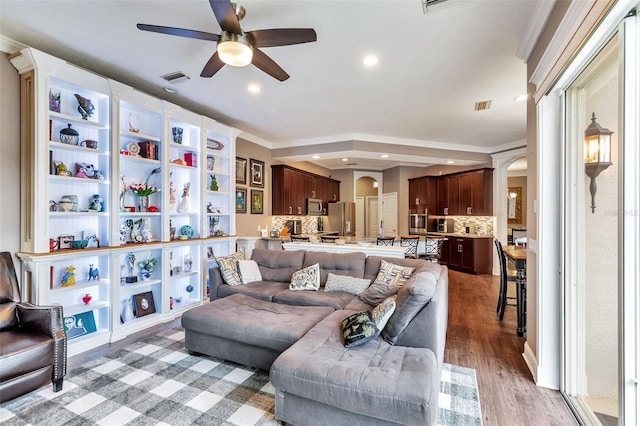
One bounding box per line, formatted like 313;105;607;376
71;240;88;249
57;201;75;212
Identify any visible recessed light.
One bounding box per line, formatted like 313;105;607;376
446;160;455;164
363;55;378;66
342;158;348;162
381;154;389;158
312;155;320;159
163;86;177;94
248;84;261;93
514;94;528;102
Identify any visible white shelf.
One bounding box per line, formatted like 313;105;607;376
169;270;198;280
119;278;162;291
64;300;110;316
49;141;109;155
49;175;110;185
120;131;160;142
49;111;105;128
120;155;161;165
52;279;110;293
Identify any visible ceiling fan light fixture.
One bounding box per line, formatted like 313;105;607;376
217;32;253;67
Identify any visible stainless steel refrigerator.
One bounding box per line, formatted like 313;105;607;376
326;202;356;236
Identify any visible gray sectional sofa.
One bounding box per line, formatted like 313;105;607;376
182;248;449;425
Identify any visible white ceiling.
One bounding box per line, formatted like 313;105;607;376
0;0;545;170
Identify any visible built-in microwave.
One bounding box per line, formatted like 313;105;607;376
306;198;323;216
408;214;428;235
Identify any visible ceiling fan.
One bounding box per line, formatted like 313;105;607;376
137;0;317;81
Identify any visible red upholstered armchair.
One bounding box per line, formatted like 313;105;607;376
0;252;67;402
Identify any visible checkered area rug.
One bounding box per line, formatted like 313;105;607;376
0;327;482;425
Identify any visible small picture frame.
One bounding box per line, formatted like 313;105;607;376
250;159;265;188
207;247;214;259
59;235;75;250
251;189;264;214
63;311;97;340
236;157;247;185
133;291;156;317
236;188;247;214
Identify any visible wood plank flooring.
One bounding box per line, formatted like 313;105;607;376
69;269;578;425
445;269;577;425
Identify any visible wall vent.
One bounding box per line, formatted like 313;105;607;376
422;0;450;13
160;71;191;83
474;100;492;111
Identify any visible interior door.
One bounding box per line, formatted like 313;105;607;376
367;196;378;238
382;192;397;238
355;197;364;237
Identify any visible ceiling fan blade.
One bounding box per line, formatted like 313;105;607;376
200;51;226;78
137;24;220;42
252;48;289;81
247;28;317;48
209;0;242;34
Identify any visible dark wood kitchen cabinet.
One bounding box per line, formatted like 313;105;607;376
416;168;493;216
271;165;340;215
442;236;492;275
408;176;437;214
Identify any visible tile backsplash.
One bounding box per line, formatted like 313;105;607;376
271;216;319;234
432;215;496;236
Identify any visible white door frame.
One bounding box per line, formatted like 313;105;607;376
366;196;378;238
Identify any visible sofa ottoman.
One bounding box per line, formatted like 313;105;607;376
182;294;334;371
270;310;439;426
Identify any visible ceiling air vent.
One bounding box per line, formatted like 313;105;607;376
474;100;492;111
422;0;450;13
160;71;191;84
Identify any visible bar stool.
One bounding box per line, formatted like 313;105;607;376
290;235;310;242
376;236;395;246
424;236;446;263
495;239;517;321
400;235;420;259
320;236;338;243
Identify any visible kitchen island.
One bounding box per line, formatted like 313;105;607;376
281;241;408;258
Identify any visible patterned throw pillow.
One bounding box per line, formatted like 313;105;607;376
374;260;415;287
341;310;380;348
289;263;320;291
324;273;371;295
238;259;262;284
370;295;397;330
215;252;245;286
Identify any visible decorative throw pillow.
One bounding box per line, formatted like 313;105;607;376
289;263;320;291
374;260;415;287
324;273;371;295
359;280;400;306
215;252;245;286
238;259;262;284
370;295;397;330
341;310;380;348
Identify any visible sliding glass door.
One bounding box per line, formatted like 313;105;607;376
559;7;639;426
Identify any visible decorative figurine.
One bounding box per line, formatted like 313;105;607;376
119;173;126;212
169;172;177;212
74;93;95;120
82;294;92;305
88;264;100;281
178;182;190;213
76;163;98;178
186;284;194;293
61;266;76;287
55;161;71;176
210;175;219;191
88;194;103;212
125;252;137;283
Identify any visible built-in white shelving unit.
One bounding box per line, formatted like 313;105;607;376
11;47;237;355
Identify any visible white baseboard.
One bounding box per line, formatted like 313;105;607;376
523;341;538;382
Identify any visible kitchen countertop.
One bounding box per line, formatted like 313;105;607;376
426;232;494;239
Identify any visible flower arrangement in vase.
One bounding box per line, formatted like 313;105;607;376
49;89;61;113
129;183;158;212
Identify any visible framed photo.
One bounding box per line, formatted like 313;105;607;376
251;189;264;214
64;311;97;340
235;188;247;213
207;247;214;259
236;157;247;185
250;159;265;188
133;291;156;317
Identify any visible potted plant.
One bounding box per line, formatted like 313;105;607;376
138;256;158;281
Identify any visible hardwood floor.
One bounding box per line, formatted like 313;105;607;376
69;270;577;425
445;270;577;426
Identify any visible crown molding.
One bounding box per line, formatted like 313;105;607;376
517;0;557;62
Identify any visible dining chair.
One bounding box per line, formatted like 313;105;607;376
400;235;420;259
514;237;528;247
290;235;310;242
424;236;446;263
376;236;395;246
495;239;517;321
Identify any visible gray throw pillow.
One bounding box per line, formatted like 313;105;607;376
382;269;436;344
359;260;416;305
324;273;371;295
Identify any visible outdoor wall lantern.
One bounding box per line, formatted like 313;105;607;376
584;112;613;213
